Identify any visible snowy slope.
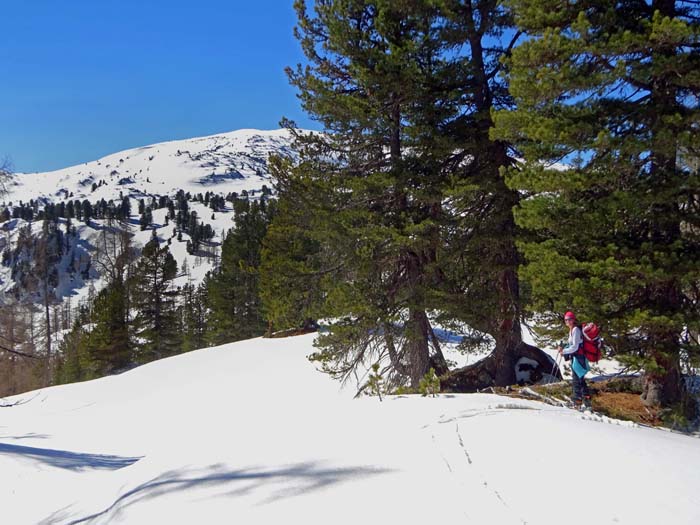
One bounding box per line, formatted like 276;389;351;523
1;334;698;525
0;129;302;309
0;200;234;307
3;129;297;203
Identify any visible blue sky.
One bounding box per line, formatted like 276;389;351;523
0;1;317;173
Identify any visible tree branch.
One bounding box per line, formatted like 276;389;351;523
0;344;42;360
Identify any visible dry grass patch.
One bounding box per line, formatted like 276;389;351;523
591;391;662;426
527;376;663;427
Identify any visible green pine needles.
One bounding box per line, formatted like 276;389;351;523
264;0;550;393
367;363;384;401
419;368;441;397
493;0;700;408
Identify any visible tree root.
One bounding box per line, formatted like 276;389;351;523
441;342;560;392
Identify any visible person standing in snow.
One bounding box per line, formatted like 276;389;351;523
557;311;591;409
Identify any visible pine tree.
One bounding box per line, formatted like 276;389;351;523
139;207;153;231
494;0;700;409
366;363;384;401
179;260;209;352
34;219;62;383
119;196;131;221
54;309;93;384
206;199;272;344
279;0;469;388
275;0;549;390
86;278;131;374
260;158;324;334
418;367;440;397
131;233;181;362
428;0;560;390
81;200;92;224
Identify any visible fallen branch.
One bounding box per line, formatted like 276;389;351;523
520;386;568;407
0;344;41;359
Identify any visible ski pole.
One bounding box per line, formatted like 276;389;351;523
550;352;562;380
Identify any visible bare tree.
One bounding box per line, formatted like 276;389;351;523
93;216;136;284
0;297;43;397
0;157;12;199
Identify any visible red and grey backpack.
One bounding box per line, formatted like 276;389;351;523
581;323;603;362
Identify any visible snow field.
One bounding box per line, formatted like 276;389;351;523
1;334;699;524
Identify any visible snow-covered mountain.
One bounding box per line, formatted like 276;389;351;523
1;333;698;524
4;129;298;203
0;129;301;307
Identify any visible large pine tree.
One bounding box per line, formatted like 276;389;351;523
432;0;554;390
494;0;700;408
280;0;467;388
271;0;553;390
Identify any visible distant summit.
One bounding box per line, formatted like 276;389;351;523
4;129;301;203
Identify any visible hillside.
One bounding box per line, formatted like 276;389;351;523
1;334;699;524
0;129;298;311
0;129;302;396
4;129;297;203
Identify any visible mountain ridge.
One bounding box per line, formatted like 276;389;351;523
3;128;301;204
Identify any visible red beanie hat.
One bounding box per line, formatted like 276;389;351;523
564;311;576;320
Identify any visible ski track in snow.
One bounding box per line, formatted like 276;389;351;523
429;411;530;525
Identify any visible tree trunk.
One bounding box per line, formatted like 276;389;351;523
641;335;683;407
44;289;52;386
641;371;682;408
491;263;521;386
639;0;684;409
407;308;431;388
462;11;529;390
427;323;449;376
441;342;560;392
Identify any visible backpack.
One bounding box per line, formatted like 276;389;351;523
581;322;602;362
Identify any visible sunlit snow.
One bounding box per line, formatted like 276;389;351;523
1;334;698;524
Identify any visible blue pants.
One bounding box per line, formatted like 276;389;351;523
571;354;589;401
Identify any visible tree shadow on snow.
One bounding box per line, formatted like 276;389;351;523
50;462;392;525
0;432;50;440
0;442;141;471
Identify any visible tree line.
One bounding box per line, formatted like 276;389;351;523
0;191;273;395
